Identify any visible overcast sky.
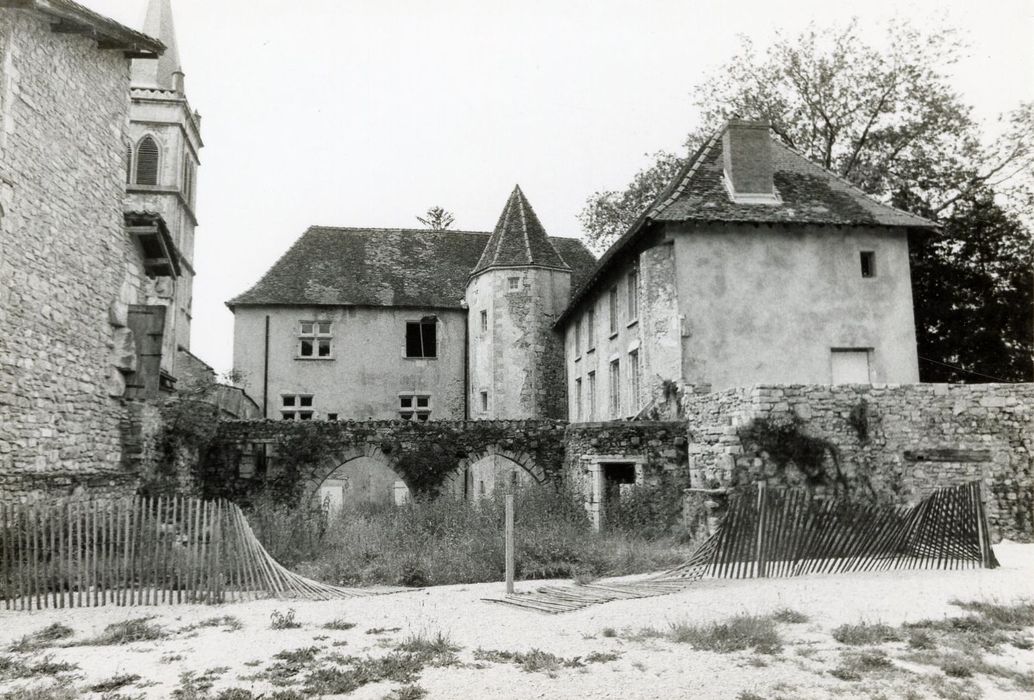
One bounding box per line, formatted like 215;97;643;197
83;0;1034;376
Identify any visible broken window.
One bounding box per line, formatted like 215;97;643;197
281;394;314;420
399;393;431;421
405;317;437;358
860;251;876;278
298;320;333;358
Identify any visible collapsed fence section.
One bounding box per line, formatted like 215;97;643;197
0;496;367;611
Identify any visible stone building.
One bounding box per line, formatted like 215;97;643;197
0;0;163;497
556;120;934;421
0;0;214;501
227;187;596;422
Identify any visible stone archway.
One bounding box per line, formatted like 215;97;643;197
458;445;545;500
308;444;410;517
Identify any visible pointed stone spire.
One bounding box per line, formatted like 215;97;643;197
131;0;184;92
472;185;569;276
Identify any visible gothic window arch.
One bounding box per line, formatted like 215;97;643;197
134;135;160;186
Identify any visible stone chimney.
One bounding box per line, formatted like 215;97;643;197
722;119;780;204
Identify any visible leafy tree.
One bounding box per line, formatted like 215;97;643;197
417;206;455;231
579;19;1033;381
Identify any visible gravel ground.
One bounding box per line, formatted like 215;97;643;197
1;543;1032;699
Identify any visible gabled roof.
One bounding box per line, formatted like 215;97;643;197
1;0;164;57
227;227;596;311
555;123;937;328
471;185;569;276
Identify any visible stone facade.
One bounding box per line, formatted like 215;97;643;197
0;10;141;500
682;383;1034;541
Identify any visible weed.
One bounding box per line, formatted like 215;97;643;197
172;667;228;700
88;673;141;692
76;617;166;646
584;651;621;663
395;631;459;661
770;608;808;624
907;629;937;650
600;627;617;638
831;622;900;646
331;640;349;647
322;618;356;631
472;648;599;675
270;608;301;630
273;647;321;664
160;654;184;664
666;615;782;654
384;685;427;700
8;623;74;652
214;690;257;700
0;655;79;681
904;649;1031;690
949;599;1034;629
182;616;243;633
737;693;766;700
0;684;80;700
366;627;402;635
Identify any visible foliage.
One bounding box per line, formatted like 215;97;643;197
831;622;901;646
771;608;809;624
8;623;74;653
269;609;301;630
416;206;455;231
287;486;694;587
607;471;695;541
578;19;1034;381
87;674;140;693
737;415;846;489
847;400;871;443
74;617;166;646
244;491;328;567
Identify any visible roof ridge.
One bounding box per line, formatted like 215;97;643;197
517;189;534;264
306;225;494;236
649;129;724;219
770;139;936;227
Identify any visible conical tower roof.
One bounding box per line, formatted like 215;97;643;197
131;0;183;91
471;185;569;276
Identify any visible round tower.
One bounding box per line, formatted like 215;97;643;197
465;185;571;419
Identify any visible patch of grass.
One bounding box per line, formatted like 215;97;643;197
88;673;141;693
829;648;896;683
584;651;620;663
924;673;983;700
472;647;617;675
273;647;321;665
0;655;80;681
76;617;166;646
0;684;81;700
903;649;1031;690
322;618;356;631
366;627;402;635
8;623;75;652
907;629;937;650
737;693;765;700
213;690;257;700
950;599;1034;629
770;608;808;624
270;609;300;630
182;616;243;633
395;631;459;660
831;622;900;646
160;653;184;664
600;627;617;638
666;615;782;654
172;667;229;700
384;685;427;700
904;615;1009;653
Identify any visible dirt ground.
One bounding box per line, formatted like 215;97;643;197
1;543;1032;699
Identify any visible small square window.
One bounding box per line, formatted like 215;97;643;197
317;321;332;334
298;320;333;358
400;396;413;408
282;395;296;407
399;392;432;421
281;411;295;420
299;395;313;407
508;277;519;291
300;321;314;335
327;413;338;421
299;412;313;420
416;396;430;408
299;338;314;356
860;251;876;278
399;411;414;421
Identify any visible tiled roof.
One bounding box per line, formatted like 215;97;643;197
227;227;595;310
649;131;935;227
4;0;165;56
554;123;936;328
471;185;569;275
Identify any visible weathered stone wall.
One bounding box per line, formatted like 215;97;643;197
0;11;139;501
682;384;1034;541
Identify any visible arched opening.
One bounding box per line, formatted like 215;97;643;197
315;456;410;518
465;453;540;501
135;136;160;185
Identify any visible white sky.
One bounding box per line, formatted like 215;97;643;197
82;0;1034;376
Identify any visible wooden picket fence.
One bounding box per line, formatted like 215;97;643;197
485;481;998;613
663;480;999;580
0;496;369;611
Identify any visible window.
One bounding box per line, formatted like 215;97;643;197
326;413;338;421
586;308;596;351
610;359;621;417
405;317;437;358
480;310;488;333
125;144;132;184
480;390;488;412
574;378;582;420
860;251;876;278
587;371;596;420
135;136;160;185
608;287;619;335
281;394;314;420
298;320;332;358
507;276;520;291
627;266;639;321
574;319;581;356
399;393;431;421
629;349;640;412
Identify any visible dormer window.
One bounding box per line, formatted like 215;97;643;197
135;136;160;185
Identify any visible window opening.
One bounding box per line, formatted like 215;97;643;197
135;136;160;185
480;310;488;333
587;371;596;420
860;251;876;278
629;349;640;412
298;320;333;358
405;317;438;358
627;266;639;320
586;308;596;351
507;276;519;291
281;394;314;420
609;287;619;334
610;360;621;417
399;393;432;421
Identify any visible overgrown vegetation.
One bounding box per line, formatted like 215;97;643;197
8;624;74;652
737;415;849;491
286;486;695;587
269;609;301;630
74;617;166;646
832;622;901;646
472;647;618;675
629;613;785;654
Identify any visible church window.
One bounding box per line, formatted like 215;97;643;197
281;394;314;420
399;393;431;421
405;317;437;358
135;136;160;185
298;320;332;358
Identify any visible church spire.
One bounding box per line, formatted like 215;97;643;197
131;0;184;93
471;185;568;277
